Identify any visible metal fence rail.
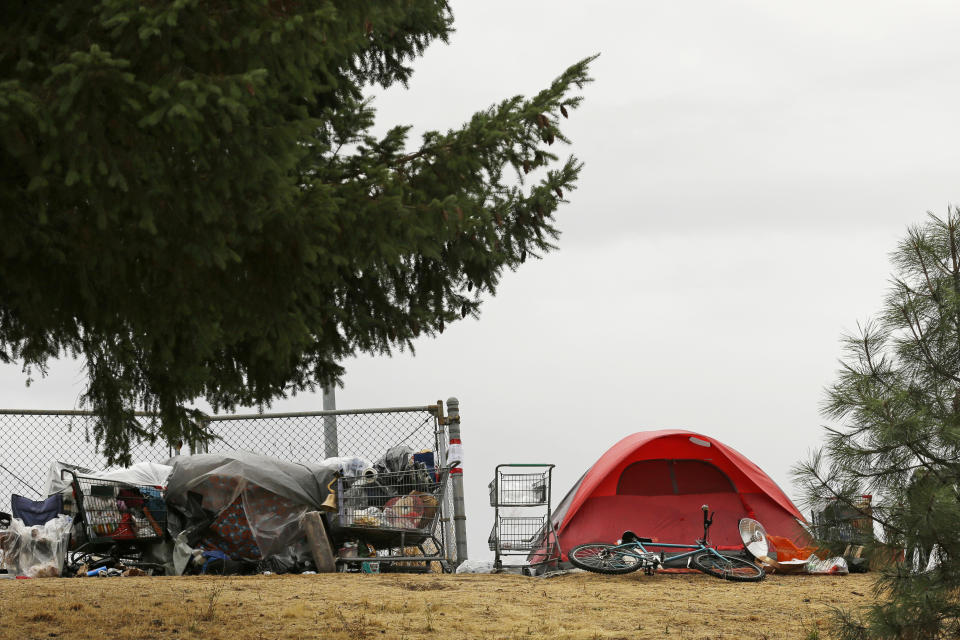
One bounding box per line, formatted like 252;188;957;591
0;401;465;567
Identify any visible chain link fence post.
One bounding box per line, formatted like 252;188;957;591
322;385;338;457
446;397;468;566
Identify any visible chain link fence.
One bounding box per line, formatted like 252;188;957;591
0;402;463;566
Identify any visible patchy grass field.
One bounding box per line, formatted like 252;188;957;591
0;571;874;640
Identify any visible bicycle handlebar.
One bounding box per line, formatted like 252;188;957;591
701;504;714;543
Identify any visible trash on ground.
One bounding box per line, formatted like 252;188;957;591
455;559;496;574
805;554;850;575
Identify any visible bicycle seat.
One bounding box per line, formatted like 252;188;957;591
620;530;653;544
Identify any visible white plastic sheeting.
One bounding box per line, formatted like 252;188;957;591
97;462;172;487
455;559;496;574
45;461;172;496
323;456;375;478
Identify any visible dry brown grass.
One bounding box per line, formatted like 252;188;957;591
0;571;874;640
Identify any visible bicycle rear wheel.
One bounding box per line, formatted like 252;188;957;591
691;552;765;582
568;543;643;575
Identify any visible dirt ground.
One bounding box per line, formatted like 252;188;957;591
0;571;874;640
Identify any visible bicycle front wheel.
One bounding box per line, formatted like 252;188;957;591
568;543;643;575
691;552;765;582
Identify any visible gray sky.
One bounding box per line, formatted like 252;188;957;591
3;1;960;559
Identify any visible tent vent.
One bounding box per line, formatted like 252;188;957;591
689;436;711;447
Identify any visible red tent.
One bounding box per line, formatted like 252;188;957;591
542;430;808;560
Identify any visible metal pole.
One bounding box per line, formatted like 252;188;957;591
434;401;455;565
322;385;338;457
446;396;468;565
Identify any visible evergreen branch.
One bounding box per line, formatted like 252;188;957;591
794;450;902;535
911;239;940;302
0;2;594;463
802;207;960;638
900;290;960;384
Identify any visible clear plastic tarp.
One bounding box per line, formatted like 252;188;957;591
164;451;338;565
0;515;73;577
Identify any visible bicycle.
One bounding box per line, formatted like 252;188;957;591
567;504;765;582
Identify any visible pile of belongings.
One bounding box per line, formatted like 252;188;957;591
3;444;445;578
1;463;173;578
46;461;173;545
0;513;73;578
739;518;852;575
165;451;340;576
330;446;441;532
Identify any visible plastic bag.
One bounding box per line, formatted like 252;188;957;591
383;495;424;530
455;559;495;574
379;445;414;473
1;515;73;577
805;554;849;575
324;456;375;478
257;553;298;575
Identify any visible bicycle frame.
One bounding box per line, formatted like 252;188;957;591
617;539;727;567
613;505;725;567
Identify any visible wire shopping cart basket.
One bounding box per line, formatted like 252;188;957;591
330;465;455;573
63;469;167;572
488;464;560;573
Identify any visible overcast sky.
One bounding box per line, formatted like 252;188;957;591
3;1;960;559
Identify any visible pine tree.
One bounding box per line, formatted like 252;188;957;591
795;210;960;639
0;1;596;463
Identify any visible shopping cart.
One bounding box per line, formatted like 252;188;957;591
63;470;168;574
488;464;560;573
330;465;455;573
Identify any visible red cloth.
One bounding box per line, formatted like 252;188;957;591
108;513;136;540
